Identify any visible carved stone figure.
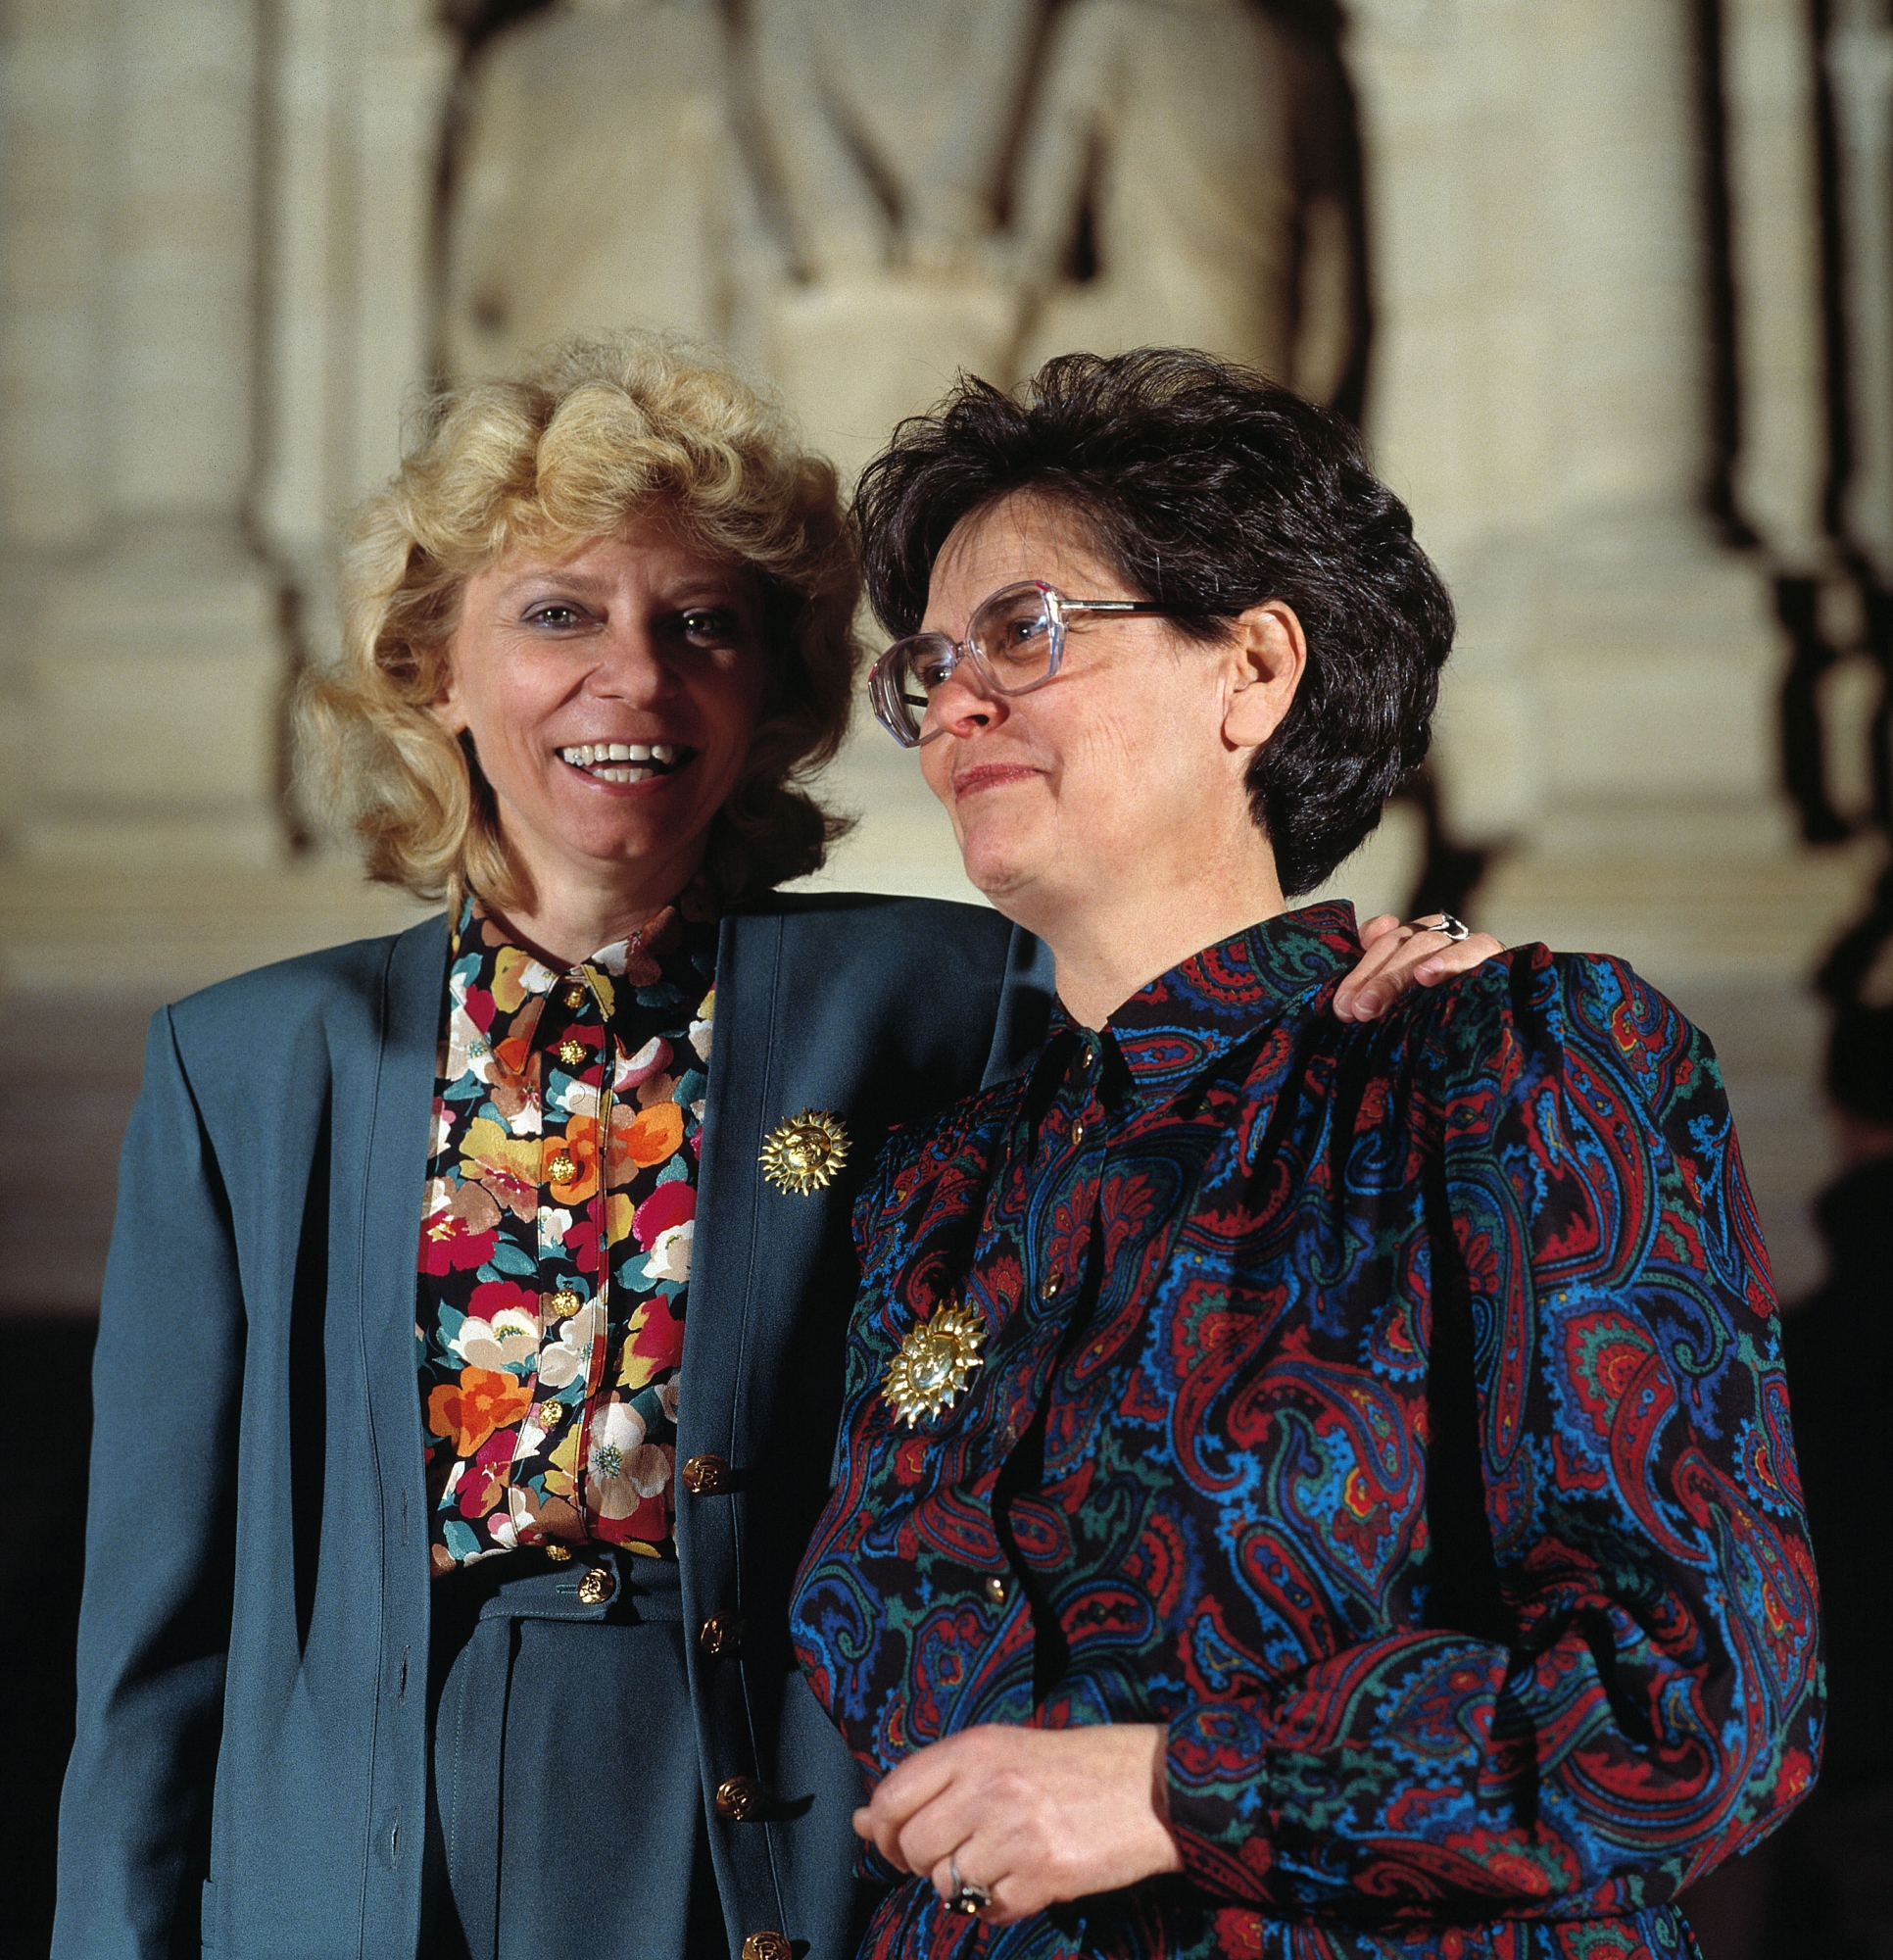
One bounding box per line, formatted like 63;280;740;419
748;0;1040;276
439;0;1362;472
1010;0;1303;384
744;0;1040;474
442;0;739;380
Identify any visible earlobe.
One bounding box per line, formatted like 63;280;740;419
1223;602;1307;750
428;674;467;738
424;636;468;736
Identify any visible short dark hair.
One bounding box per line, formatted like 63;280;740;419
852;348;1455;895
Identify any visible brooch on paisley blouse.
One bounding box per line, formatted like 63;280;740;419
883;1298;987;1427
759;1108;850;1195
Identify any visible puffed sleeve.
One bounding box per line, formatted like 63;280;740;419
53;1006;243;1960
1163;948;1821;1918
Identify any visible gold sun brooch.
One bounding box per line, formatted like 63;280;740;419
758;1108;850;1195
883;1298;988;1428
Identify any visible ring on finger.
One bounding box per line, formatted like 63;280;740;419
946;1855;992;1916
1405;910;1470;943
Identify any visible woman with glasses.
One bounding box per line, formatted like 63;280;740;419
790;349;1821;1959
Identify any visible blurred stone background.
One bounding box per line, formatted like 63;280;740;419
1;0;1890;1953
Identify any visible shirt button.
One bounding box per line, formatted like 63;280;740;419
681;1452;730;1494
576;1566;615;1606
742;1935;792;1960
546;1150;578;1184
1071;1121;1086;1146
996;1420;1020;1450
544;1544;573;1563
984;1576;1007;1606
715;1775;764;1820
549;1289;582;1317
700;1611;743;1657
557;1037;587;1067
537;1400;564;1427
562;983;587;1009
1040;1276;1059;1300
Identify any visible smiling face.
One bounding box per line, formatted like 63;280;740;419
434;516;768;915
915;493;1293;943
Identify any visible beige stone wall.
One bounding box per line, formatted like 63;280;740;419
0;0;453;883
3;0;1890;1306
0;0;1880;987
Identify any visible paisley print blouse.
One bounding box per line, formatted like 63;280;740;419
790;905;1821;1960
416;897;715;1571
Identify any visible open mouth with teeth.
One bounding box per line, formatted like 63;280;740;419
557;741;698;785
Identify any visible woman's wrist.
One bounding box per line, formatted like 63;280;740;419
1141;1721;1185;1867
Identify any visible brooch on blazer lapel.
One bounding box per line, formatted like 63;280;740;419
758;1108;850;1195
884;1298;987;1427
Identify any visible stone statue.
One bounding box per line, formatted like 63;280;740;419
1011;0;1351;400
747;0;1041;278
442;0;740;380
439;0;1362;467
743;0;1042;475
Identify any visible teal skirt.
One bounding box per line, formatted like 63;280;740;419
420;1546;727;1960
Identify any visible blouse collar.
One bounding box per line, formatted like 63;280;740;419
451;893;708;1007
1044;900;1363;1098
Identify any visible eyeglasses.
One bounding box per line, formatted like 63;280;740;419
868;579;1201;748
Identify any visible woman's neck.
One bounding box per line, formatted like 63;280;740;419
1031;864;1289;1031
487;844;703;969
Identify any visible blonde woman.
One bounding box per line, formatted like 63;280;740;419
52;334;1493;1960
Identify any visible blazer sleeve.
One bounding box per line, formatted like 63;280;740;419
54;1006;245;1960
1162;950;1822;1919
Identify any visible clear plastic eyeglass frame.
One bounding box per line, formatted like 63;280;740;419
867;578;1195;748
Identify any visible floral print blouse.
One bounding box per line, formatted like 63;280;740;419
416;896;716;1572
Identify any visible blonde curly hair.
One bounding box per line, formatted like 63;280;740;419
299;331;860;913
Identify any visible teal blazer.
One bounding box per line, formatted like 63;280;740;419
54;893;1052;1960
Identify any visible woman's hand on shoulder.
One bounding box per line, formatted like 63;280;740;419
1332;912;1506;1022
853;1722;1183;1926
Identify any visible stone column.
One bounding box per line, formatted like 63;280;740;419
1828;3;1893;580
1349;0;1792;860
1341;0;1556;846
1826;3;1893;826
1724;0;1828;573
20;0;288;868
1530;0;1788;856
258;0;454;663
0;0;112;554
0;0;114;842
